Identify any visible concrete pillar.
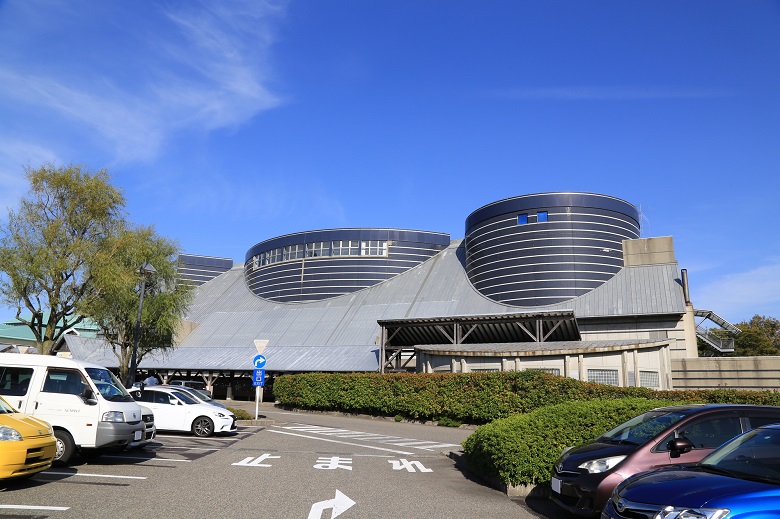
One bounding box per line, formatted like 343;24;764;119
681;305;699;359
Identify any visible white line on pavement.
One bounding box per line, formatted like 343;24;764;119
102;455;192;462
267;429;414;455
41;471;147;480
0;505;69;511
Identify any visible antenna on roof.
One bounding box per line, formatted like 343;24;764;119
638;204;651;238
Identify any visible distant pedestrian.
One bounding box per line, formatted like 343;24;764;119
143;373;159;386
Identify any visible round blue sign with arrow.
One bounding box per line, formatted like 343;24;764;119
253;354;267;369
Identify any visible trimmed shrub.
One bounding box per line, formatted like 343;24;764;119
273;370;780;424
461;398;678;487
228;407;253;420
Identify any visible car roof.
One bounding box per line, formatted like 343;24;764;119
651;403;780;414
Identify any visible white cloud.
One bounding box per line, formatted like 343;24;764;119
0;0;286;164
693;260;780;323
0;140;61;214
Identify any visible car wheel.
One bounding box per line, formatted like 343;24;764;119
192;416;214;437
54;430;75;465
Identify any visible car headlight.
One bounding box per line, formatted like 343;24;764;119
654;505;730;519
101;411;126;422
213;412;227;418
0;425;23;441
578;455;626;473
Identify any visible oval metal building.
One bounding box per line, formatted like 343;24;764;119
244;228;450;303
464;192;640;306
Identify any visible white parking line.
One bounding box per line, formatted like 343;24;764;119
102;455;192;462
0;505;69;511
267;429;414;455
274;423;460;451
157;434;238;441
151;445;219;451
42;471;146;480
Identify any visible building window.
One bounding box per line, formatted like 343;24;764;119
265;248;282;264
537;211;548;222
283;244;304;261
252;255;259;270
306;241;331;258
517;214;528;225
639;371;659;388
587;369;619;386
361;240;387;256
332;240;360;256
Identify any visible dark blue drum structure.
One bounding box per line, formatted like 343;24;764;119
464;193;640;306
244;229;450;302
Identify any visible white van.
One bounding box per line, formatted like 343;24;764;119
0;353;146;464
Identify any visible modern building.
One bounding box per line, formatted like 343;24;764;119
177;254;233;287
58;192;737;398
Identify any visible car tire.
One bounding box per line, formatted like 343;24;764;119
54;430;75;465
192;416;214;437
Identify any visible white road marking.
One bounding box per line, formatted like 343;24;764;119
151;445;219;451
103;455;192;462
42;471;146;480
0;505;69;511
157;434;237;441
274;423;460;451
267;429;414;455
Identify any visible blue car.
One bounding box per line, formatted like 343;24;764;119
602;423;780;519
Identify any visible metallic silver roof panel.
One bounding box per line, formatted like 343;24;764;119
64;240;684;372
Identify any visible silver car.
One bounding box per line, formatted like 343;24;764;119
161;385;227;409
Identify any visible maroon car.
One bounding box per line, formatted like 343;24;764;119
550;404;780;517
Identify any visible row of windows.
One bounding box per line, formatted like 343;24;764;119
252;240;388;269
586;369;659;388
518;211;548;225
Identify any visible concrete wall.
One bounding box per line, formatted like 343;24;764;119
623;236;676;266
579;316;690;360
418;344;671;389
672;357;780;390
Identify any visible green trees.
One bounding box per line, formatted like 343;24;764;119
86;226;192;384
0;164;191;382
0;164;125;354
733;315;780;356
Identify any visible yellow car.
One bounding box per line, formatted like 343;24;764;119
0;395;56;480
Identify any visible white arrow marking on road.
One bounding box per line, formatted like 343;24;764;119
232;454;280;467
307;489;355;519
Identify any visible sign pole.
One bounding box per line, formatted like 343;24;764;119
251;353;267;421
255;385;260;420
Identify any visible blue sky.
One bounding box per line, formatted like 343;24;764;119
0;0;779;325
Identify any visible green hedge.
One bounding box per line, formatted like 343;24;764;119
461;398;678;487
273;371;780;424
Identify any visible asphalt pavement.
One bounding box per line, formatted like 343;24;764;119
220;399;582;519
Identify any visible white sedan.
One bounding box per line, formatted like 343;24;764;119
129;386;236;437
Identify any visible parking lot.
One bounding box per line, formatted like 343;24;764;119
0;405;564;519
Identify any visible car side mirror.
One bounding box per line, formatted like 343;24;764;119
81;388;98;406
668;437;694;458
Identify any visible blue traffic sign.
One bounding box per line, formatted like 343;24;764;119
253;369;265;387
253;354;267;369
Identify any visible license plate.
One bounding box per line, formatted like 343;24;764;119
551;477;561;494
134;430;143;441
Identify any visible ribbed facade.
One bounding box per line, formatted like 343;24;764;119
178;254;233;287
244;229;450;303
464;193;640;306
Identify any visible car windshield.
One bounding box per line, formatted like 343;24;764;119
0;397;17;413
190;388;213;401
599;410;688;445
85;368;133;402
171;391;199;404
699;427;780;484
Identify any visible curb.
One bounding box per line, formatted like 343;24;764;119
238;419;275;426
447;451;547;498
